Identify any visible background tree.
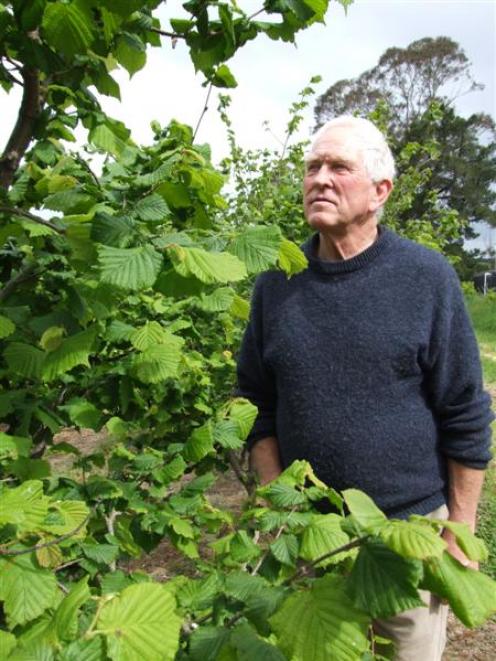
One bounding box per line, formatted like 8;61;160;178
313;37;496;274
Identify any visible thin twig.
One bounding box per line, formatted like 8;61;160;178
193;82;213;142
284;536;367;584
104;510;121;571
55;557;83;572
0;516;90;557
0;205;64;233
149;27;186;40
250;521;286;576
58;581;69;595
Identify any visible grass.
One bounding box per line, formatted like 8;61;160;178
465;292;496;578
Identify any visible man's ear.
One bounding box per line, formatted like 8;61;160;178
371;178;393;211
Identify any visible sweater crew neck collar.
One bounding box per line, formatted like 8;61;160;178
302;225;394;275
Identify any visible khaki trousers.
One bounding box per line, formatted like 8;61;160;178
373;504;450;661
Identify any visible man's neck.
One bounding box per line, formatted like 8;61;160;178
317;221;379;262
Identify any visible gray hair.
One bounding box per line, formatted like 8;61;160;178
310;115;396;182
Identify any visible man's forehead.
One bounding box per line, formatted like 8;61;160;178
307;127;364;161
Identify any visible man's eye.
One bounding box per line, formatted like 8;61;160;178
306;162;320;173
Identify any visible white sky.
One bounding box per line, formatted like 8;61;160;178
1;0;495;250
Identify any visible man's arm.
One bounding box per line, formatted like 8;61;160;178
249;436;283;486
442;458;486;568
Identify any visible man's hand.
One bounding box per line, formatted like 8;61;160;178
249;436;282;486
443;458;485;570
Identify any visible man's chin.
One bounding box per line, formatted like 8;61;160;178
306;215;342;231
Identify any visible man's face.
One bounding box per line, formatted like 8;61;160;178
303;127;381;231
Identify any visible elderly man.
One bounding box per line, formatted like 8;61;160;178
236;116;493;660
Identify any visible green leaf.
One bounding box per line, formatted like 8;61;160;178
59;398;102;430
53;577;91;642
0;553;58;627
91;213;134;248
3;342;44;379
231;623;286;660
300;514;351;566
278;239;308;276
133;334;184;383
89;121;131;157
422;551;496;627
347;540;424;619
168;245;247;284
59;636;105;661
170;517;195;539
230;530;261;563
0;314;15;339
189;626;231;661
81;543;119;564
42;1;95;58
183;422;214;462
342;489;387;533
229;293;250;320
98;245;163;290
130;321;168;351
0;480;49;533
225;398;258;441
44;500;89;536
197;287;235;312
270;575;370;661
380;520;447;559
96;583;181;661
134;194;170;222
432;519;488;562
40;326;65;352
270;533;299;566
211;64;238;88
44;189;94;214
115;32;147;76
42;327;97;381
0;631;17;659
230;226;282;274
261;482;306;508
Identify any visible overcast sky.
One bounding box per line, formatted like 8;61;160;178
1;0;495;249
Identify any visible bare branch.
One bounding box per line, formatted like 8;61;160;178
193;82;213;142
0;66;41;190
0;205;65;233
285;536;367;584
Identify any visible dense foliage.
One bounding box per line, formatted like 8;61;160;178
1;2;495;659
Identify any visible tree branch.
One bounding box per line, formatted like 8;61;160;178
0;205;65;233
0;263;37;304
193;82;213;142
0;66;41;190
284;536;367;584
0;516;89;556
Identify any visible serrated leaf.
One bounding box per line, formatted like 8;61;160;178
183;422;214;462
42;1;95;57
380;520;447;559
434;519;488;562
98;245;162;290
59;398;102;430
270;575;370;661
3;342;44;379
36;543;63;568
133;335;184;384
347;540;424;619
53;577;91;641
262;482;306;508
168;245;247;284
230;227;281;274
229;293;250;320
213;420;243;450
106;320;136;342
91;213;134;247
115;32;146;76
44;189;94;214
0;553;58;627
42;327;97;381
43;500;89;537
226;398;258;441
0;480;49;533
224;572;268;602
189;626;231;661
130;321;168;351
170;517;195;539
81;543;119;564
422;551;496;627
270;533;298;566
89;122;131;157
0;314;15;338
59;635;105;661
300;514;351;566
278;239;308;276
0;631;17;659
230;530;261;563
19;219;59;237
231;623;286;661
342;489;387;533
197;287;235;312
96;583;181;661
134;194;170;222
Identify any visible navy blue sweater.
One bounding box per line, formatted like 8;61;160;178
237;227;494;518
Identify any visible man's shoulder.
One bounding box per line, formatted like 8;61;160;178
389;232;458;283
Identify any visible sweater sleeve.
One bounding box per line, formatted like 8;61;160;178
421;267;494;469
236;277;278;450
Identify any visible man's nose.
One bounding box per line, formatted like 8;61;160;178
313;163;333;186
